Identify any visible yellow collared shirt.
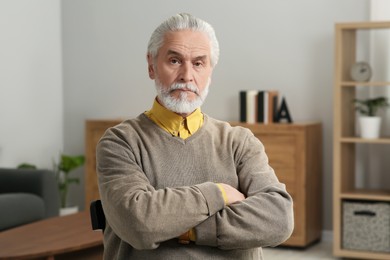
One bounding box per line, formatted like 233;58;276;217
144;99;204;139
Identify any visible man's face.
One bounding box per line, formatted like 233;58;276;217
148;30;213;115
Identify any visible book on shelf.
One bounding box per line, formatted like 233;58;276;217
246;90;258;124
268;91;279;123
239;90;279;124
257;91;265;123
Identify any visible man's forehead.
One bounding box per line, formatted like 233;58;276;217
161;30;211;55
166;49;208;59
164;29;209;40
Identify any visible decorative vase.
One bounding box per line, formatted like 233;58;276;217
359;116;381;139
59;206;79;216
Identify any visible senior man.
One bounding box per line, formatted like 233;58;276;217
96;13;293;260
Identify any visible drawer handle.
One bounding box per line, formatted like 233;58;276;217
353;210;376;217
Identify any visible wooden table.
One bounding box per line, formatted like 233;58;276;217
0;211;103;260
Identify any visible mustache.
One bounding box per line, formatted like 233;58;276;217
169;83;199;95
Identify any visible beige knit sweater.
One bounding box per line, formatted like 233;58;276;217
96;114;294;260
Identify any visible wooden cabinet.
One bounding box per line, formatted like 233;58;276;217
231;122;322;247
333;21;390;259
85;120;322;247
85;119;122;209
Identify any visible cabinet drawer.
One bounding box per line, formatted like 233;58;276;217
259;134;298;182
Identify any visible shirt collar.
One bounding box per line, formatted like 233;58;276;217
149;99;203;135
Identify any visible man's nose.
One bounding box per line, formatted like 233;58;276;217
179;62;194;83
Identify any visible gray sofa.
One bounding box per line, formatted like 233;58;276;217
0;168;60;231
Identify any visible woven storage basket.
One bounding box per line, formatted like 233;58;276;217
343;201;390;253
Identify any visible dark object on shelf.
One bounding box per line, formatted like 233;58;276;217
275;97;293;123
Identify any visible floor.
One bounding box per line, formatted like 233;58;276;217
263;240;340;260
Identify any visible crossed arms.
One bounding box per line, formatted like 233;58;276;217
96;124;294;250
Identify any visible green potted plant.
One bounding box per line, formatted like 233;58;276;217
354;96;389;138
17;163;37;169
55;154;85;216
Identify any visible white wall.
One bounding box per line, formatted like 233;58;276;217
62;0;370;230
0;0;63;169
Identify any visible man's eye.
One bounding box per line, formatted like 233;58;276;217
194;61;203;67
170;58;181;65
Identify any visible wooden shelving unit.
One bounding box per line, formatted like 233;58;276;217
333;21;390;260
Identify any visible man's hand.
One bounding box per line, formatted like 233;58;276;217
218;183;245;205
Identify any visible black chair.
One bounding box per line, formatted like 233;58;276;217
90;199;106;232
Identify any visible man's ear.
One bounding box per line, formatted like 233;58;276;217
147;54;155;80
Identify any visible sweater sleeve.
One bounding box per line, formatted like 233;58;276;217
96;128;225;250
194;131;294;249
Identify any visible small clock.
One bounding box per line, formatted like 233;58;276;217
350;61;372;82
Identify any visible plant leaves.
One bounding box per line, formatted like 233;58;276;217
59;155;85;173
67;178;80;184
353;97;389;116
17;163;37;169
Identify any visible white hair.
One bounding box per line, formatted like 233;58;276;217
147;13;220;67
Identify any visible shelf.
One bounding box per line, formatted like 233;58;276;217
341;81;390;87
334;21;390;260
340;137;390;144
336;21;390;30
335;248;390;260
341;189;390;202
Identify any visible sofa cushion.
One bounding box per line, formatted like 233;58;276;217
0;193;45;231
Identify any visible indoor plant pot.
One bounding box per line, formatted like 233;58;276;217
358;116;381;139
55;154;85;215
354;97;389;139
59;206;79;216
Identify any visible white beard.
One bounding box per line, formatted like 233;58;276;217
154;78;210;114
